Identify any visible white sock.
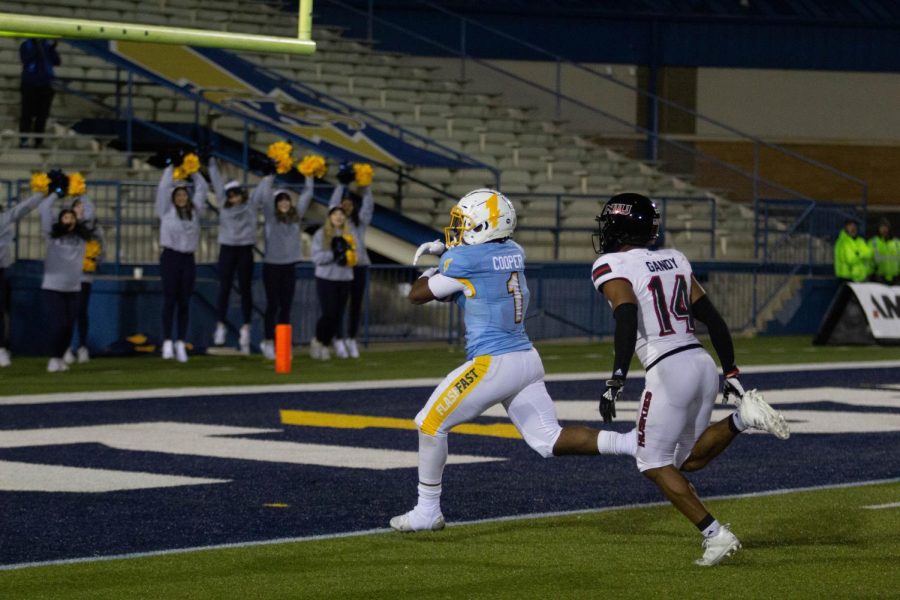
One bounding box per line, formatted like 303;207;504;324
597;429;638;456
701;518;722;538
731;411;748;432
415;431;447;514
415;482;442;515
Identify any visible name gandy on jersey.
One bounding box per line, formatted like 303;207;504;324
646;257;679;272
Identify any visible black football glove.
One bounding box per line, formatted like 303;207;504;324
48;169;69;197
336;161;355;185
722;368;745;404
600;378;624;423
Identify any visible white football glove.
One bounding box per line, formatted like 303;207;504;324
413;239;446;265
721;368;745;404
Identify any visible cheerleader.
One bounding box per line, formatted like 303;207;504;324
258;175;313;360
209;158;260;354
329;173;373;359
41;177;91;373
0;186;46;367
156;164;208;363
310;206;356;360
64;194;104;364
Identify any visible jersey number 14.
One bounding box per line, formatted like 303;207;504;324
648;274;694;335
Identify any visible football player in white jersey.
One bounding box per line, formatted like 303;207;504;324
591;193;790;566
390;189;637;533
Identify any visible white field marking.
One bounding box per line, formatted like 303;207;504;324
0;476;896;572
0;460;227;492
482;386;900;434
0;423;502;478
1;360;899;407
861;501;900;510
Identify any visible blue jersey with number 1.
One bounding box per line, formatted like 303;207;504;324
439;240;533;360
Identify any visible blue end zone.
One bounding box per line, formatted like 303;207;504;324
1;366;898;566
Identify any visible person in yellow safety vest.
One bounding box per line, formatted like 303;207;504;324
834;220;873;282
869;219;899;284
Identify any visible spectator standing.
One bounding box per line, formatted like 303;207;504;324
208;158;260;354
19;38;61;148
329;163;374;359
0;184;46;367
155;163;208;363
869;218;898;284
64;188;104;365
834;220;873;282
310;206;356;360
258;174;314;360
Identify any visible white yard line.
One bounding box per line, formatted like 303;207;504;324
861;501;900;510
2;360;899;406
0;476;897;572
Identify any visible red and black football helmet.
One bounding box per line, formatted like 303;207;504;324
592;193;660;254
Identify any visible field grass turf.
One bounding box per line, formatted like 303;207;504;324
2;481;897;599
1;335;899;396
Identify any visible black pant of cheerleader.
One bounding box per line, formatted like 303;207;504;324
315;277;350;346
160;248;195;341
263;263;296;340
44;289;79;359
216;244;254;325
70;281;92;348
336;265;368;340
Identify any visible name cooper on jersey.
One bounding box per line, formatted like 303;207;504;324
492;254;524;271
645;257;678;273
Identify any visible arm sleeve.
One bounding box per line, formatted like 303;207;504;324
611;303;638;380
358;186;374;227
328;183;344;210
191;172;208;216
591;256;629;292
39;193;58;237
691;294;736;374
311;229;334;266
297;176;315;218
208;158;225;204
256;175;275;219
80;195;96;221
155;166;174;218
8;192;45;222
427;273;468;299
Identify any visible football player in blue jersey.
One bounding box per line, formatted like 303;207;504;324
390;189;637;532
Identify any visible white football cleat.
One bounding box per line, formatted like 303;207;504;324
389;510;446;533
260;340;275;361
309;338;323;359
738;390;790;440
0;348;10;368
333;338;349;359
174;340;189;363
695;524;741;566
346;338;360;358
161;340;174;360
77;346;90;364
47;358;69;373
62;348;76;365
239;324;251;355
213;322;226;346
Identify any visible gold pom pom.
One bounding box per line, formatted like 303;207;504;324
298;154;327;178
173;166;187;181
68;172;86;197
83;238;102;272
31;172;50;194
181;153;200;176
343;234;358;267
353;163;374;187
267;141;294;175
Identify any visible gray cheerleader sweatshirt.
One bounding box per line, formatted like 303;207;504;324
40;193;85;293
0;191;44;268
208;159;260;247
260;175;314;265
155;165;208;254
328;183;374;267
311;226;353;282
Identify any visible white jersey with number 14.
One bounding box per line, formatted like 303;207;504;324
591;247;701;368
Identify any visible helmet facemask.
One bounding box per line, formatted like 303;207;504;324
444;206;470;248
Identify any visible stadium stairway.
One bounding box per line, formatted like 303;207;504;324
2;0;764;264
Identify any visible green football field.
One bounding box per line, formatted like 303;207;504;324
1;335;899;395
2;481;897;599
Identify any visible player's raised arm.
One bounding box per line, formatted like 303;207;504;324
598;278;639;422
689;274;743;402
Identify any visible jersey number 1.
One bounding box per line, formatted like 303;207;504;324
647;274;694;335
506;272;523;323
